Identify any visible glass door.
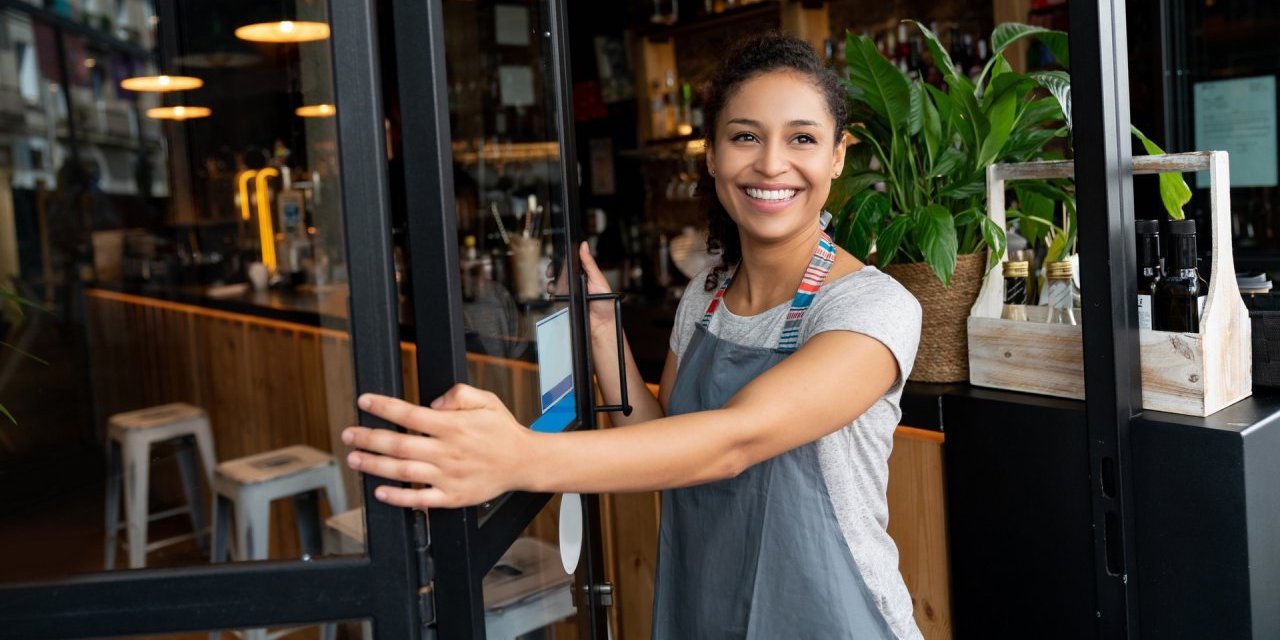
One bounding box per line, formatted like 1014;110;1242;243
388;0;609;637
0;0;423;637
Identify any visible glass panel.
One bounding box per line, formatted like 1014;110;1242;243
482;496;584;639
104;617;369;639
432;0;579;434
0;1;365;583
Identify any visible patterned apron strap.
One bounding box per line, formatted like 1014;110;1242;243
699;232;838;343
777;232;837;352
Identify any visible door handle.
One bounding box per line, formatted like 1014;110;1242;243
552;275;633;417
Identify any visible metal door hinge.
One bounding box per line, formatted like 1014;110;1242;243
580;581;614;608
413;511;436;628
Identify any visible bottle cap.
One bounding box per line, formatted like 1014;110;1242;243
1168;219;1196;235
1046;260;1074;278
1135;219;1160;235
1003;261;1030;278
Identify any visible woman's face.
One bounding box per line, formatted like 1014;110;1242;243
707;70;845;246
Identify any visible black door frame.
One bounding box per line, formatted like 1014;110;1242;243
0;1;424;637
392;0;608;636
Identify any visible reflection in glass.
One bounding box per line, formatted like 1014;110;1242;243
0;0;364;583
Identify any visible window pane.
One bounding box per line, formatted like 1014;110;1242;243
0;0;366;583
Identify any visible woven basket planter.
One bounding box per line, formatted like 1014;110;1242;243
882;252;986;383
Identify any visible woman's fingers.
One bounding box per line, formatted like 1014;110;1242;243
342;425;441;460
372;485;452;510
357;393;438;433
578;242;612;293
430;383;500;411
347;449;442;486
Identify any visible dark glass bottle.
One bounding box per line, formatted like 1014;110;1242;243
1153;219;1204;332
1001;260;1030;321
1135;219;1162;330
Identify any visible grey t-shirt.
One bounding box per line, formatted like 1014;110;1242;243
668;265;924;640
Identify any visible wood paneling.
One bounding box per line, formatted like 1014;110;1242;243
889;428;952;640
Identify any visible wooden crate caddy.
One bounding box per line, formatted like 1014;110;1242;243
969;151;1251;416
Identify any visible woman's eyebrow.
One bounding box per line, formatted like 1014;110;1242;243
725;117;822;128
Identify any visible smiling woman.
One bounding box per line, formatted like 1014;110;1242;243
345;32;924;640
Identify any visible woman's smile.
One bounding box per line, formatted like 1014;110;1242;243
741;183;803;213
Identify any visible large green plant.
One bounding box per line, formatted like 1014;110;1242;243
828;21;1190;287
827;21;1072;286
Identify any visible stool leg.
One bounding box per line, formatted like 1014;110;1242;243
104;439;122;570
211;493;232;563
293;490;323;558
123;437;152;569
322;466;348;515
235;491;271;561
175;435;210;553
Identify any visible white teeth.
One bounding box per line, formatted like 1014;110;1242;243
745;187;797;201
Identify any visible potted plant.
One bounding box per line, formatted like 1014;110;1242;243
827;21;1189;382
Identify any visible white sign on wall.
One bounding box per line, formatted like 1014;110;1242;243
1193;75;1278;188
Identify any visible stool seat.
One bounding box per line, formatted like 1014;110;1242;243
110;402;208;432
215;445;334;486
104;402;216;570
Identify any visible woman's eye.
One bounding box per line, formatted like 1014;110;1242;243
794;134;817;144
730;132;757;143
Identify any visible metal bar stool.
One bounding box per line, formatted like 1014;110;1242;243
104;402;216;570
210;444;347;640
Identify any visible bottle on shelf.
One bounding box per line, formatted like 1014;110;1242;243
1135;219;1162;330
663;70;678;138
1001;260;1031;321
1044;259;1077;325
1153;219;1205;332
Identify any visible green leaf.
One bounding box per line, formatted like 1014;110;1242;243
0;341;48;365
1013;97;1066;132
906;19;962;85
838;190;890;260
1029;70;1072;130
1045;227;1070;264
1036;31;1071;68
979;215;1008;271
908;82;923;136
946;74;989;152
978;88;1018;166
981;23;1066;85
940;178;987;199
930;147;966;178
1014;185;1057;246
0;401;12;424
912;205;959;287
826;169;886;211
1131;125;1191;220
921;88;942;162
845;34;912;131
983;55;1014;102
876;215;913;267
1003;127;1068;162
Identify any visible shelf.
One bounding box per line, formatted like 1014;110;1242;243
639;1;778;41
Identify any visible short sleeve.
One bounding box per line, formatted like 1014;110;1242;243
803;269;922;391
668;268;717;364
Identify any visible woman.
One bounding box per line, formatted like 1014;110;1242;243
343;33;924;639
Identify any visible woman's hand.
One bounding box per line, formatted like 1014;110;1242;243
578;242;617;340
342;385;536;509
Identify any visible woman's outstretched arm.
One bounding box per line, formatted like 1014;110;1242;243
343;328;897;508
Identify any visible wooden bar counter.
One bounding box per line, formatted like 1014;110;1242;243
85;284;952;640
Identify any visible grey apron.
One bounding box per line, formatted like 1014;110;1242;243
652;233;895;639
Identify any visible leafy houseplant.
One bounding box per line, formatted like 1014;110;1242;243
827;21;1190;382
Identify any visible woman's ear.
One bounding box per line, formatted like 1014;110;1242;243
831;131;850;178
705;144;716;177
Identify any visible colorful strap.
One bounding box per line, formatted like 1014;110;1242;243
700;232;838;352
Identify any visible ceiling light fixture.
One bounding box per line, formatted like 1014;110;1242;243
295;104;335;118
146;106;212;121
120;75;204;92
234;20;330;43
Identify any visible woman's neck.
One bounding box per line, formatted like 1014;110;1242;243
728;225;822;315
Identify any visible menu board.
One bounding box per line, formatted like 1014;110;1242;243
1193;75;1278;188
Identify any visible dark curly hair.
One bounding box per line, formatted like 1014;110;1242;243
701;33;847;291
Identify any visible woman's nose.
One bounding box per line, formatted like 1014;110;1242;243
753;140;788;177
